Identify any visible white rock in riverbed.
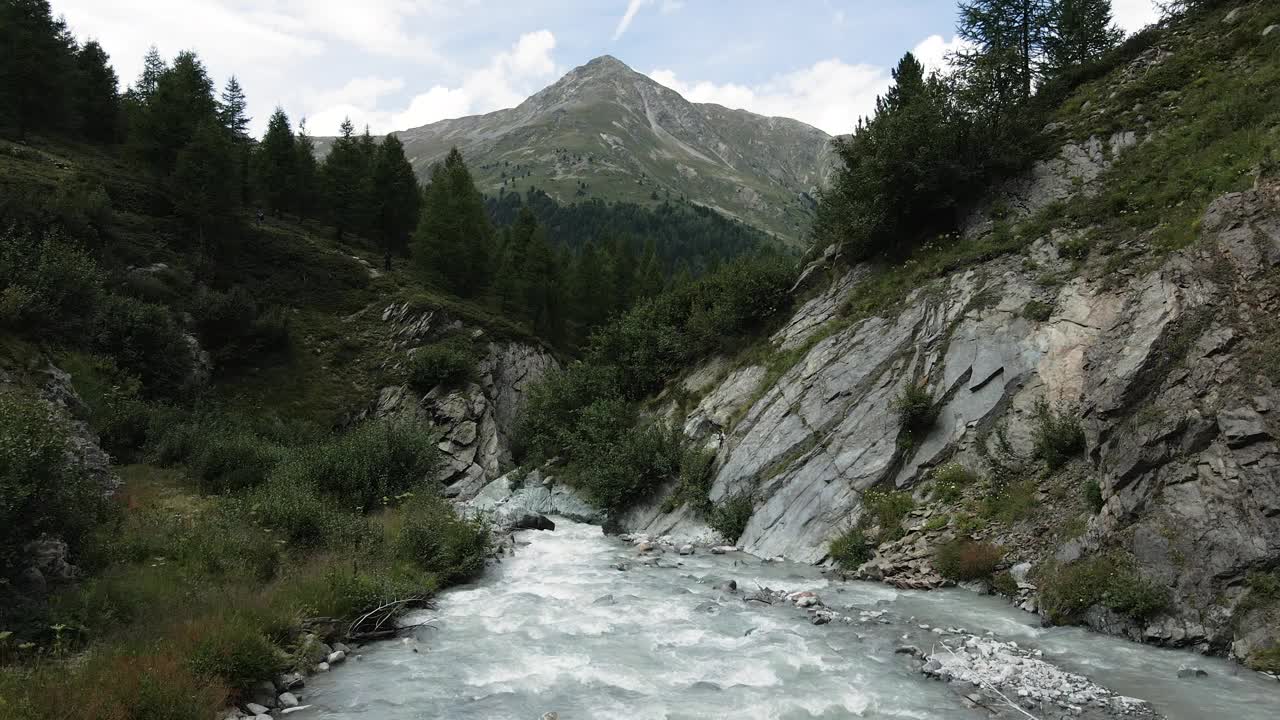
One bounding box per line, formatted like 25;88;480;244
278;692;300;708
327;650;346;664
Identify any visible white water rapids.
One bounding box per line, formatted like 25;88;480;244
297;520;1279;719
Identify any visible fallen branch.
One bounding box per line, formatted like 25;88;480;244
346;596;435;642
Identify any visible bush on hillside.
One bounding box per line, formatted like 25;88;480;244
934;539;1004;581
930;462;977;503
191;286;291;369
250;477;367;548
708;493;754;543
829;526;873;569
0;226;102;339
408;337;477;393
1032;401;1086;471
1038;555;1169;625
59;353;153;461
92;294;194;398
894;383;938;440
514;362;621;464
0;392;108;579
271;419;437;512
188;428;283;494
394;494;490;584
566;407;684;513
861;489;914;541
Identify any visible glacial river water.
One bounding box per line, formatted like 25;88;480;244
298;519;1279;720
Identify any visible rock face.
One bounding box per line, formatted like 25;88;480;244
621;163;1280;662
368;303;557;495
463;469;605;527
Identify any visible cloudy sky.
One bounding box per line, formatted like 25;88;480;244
52;0;1162;138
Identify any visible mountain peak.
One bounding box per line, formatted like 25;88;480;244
583;54;633;71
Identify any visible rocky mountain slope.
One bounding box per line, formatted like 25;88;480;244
354;56;836;245
600;3;1280;672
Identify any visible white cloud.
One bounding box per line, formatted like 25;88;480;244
1112;0;1162;34
911;34;974;75
614;0;651;40
651;58;890;136
649;33;973;136
305;30;560;135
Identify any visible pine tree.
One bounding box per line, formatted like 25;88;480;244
135;46;166;100
293;118;320;220
74;40;120;143
411;148;493;297
568;240;610;343
132;50;217;174
0;0;77;137
371;134;421;257
1042;0;1124;75
321;118;366;241
252;107;296;216
635;238;664;300
494;206;538;316
218;76;250;139
173;121;238;253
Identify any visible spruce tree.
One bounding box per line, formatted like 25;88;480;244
218;76;250;139
371;133;421;257
411;148;493;297
0;0;76;137
133;50;217;174
173;120;238;253
74;40;120;143
955;0;1051;110
321;118;366;241
1042;0;1124;75
293;118;320;220
252;107;296;216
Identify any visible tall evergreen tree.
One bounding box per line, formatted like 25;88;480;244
132;50;217;174
74;40;120;143
411;148;493;297
293;118;320;220
218;76;250;138
321;118;366;241
955;0;1051;111
1042;0;1124;75
135;46;166;100
371;134;421;257
173;121;238;252
568;240;611;343
252;107;296;216
0;0;76;137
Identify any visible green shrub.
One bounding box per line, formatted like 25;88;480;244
408;337;477;393
1057;234;1090;260
1021;300;1054;322
273;420;438;512
981;479;1038;523
708;493;754;542
1084;479;1105;512
1032;401;1086;471
894;383;938;439
393;495;490;584
924;515;950;531
930;462;977;503
829;526;872;569
0;392;107;579
191;287;291;369
664;445;717;514
992;570;1019;596
250;478;367;548
92;294;194;398
0;226;102;338
514;362;621;463
189;428;283;493
1038;555;1168;625
861;488;914;540
184;612;285;690
567;409;683;513
934;539;1004;581
59;353;153;461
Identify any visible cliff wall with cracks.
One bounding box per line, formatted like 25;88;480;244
620;165;1280;664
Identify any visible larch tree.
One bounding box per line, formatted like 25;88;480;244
74;40;120;143
371;133;421;258
1042;0;1124;75
321;118;368;242
411;147;493;297
253;107;296;216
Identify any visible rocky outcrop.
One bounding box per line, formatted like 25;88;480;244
463;469;605;526
620;172;1280;662
367;304;557;494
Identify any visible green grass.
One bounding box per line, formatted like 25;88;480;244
829;526;873;569
1038;554;1169;625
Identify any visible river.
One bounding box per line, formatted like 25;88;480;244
297;519;1279;719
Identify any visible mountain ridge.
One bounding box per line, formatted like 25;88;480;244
324;55;838;244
